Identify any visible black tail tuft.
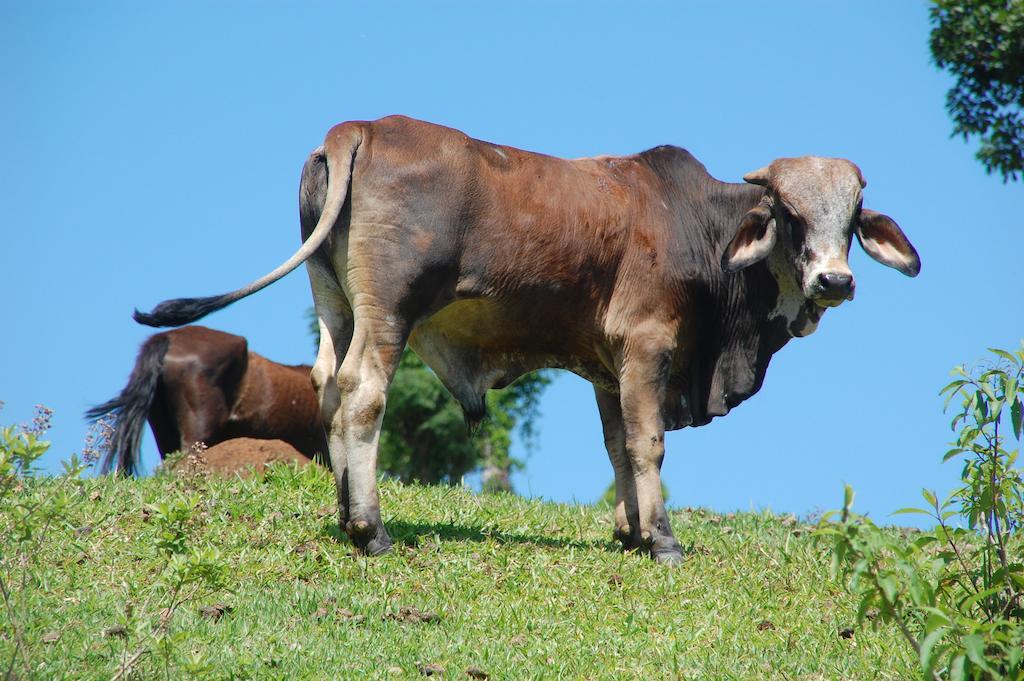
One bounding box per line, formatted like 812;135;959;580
133;294;233;328
85;334;170;475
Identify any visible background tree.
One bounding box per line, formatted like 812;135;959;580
308;310;550;490
929;0;1024;181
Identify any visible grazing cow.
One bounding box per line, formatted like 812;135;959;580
135;116;920;563
87;325;326;475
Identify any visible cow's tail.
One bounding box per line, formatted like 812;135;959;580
133;126;362;327
85;333;170;476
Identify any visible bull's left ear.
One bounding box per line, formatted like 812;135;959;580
722;203;776;273
855;209;921;277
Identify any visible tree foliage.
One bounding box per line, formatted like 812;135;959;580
308;310;550;488
929;0;1024;181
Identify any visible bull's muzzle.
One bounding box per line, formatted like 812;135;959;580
810;271;855;306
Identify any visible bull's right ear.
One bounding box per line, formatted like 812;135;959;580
722;204;776;273
855;209;921;277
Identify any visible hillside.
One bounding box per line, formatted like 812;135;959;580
1;464;915;679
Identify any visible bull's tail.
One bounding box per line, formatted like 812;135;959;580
133;126;362;327
85;333;170;475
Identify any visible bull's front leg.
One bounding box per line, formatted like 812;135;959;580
618;350;684;565
594;385;642;552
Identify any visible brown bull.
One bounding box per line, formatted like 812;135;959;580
87;325;325;475
136;116;920;563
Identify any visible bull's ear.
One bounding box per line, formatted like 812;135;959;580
855;209;921;277
722;204;776;273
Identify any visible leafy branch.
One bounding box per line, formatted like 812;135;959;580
820;343;1024;680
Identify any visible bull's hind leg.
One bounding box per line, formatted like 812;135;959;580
332;305;408;555
594;386;643;552
308;264;355;525
173;379;231;453
148;393;181;461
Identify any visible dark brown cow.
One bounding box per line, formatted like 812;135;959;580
135;116;920;562
87;325;325;475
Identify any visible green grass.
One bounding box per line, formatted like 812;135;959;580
2;465;916;679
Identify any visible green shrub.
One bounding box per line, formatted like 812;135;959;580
820;344;1024;680
0;405;228;680
1;405;88;678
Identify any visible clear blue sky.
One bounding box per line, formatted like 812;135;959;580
2;2;1020;524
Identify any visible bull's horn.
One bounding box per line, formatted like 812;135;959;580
742;165;771;186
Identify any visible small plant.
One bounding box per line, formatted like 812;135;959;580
155;440;209;479
820;344;1024;680
111;495;228;680
0;404;88;680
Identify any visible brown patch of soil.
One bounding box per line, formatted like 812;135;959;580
198;603;233;621
384;606;441;624
174;438;312;478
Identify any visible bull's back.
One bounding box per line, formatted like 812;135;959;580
161;327;248;395
229;354;323;456
347;116;665;316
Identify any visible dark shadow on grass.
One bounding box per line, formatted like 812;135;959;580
320;519;616;552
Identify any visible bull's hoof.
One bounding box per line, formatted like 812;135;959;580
346;519;393;556
364;535;393;556
613;526;644;553
650;537;685;565
652;547;685;565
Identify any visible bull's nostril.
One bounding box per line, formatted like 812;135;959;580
818;272;853;295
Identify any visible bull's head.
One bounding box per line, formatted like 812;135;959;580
721;157;920;307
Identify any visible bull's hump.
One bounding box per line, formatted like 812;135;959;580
637;145;709;183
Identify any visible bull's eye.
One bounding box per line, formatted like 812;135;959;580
787;213;805;245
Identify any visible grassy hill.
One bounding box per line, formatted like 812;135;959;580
1;464;915;679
